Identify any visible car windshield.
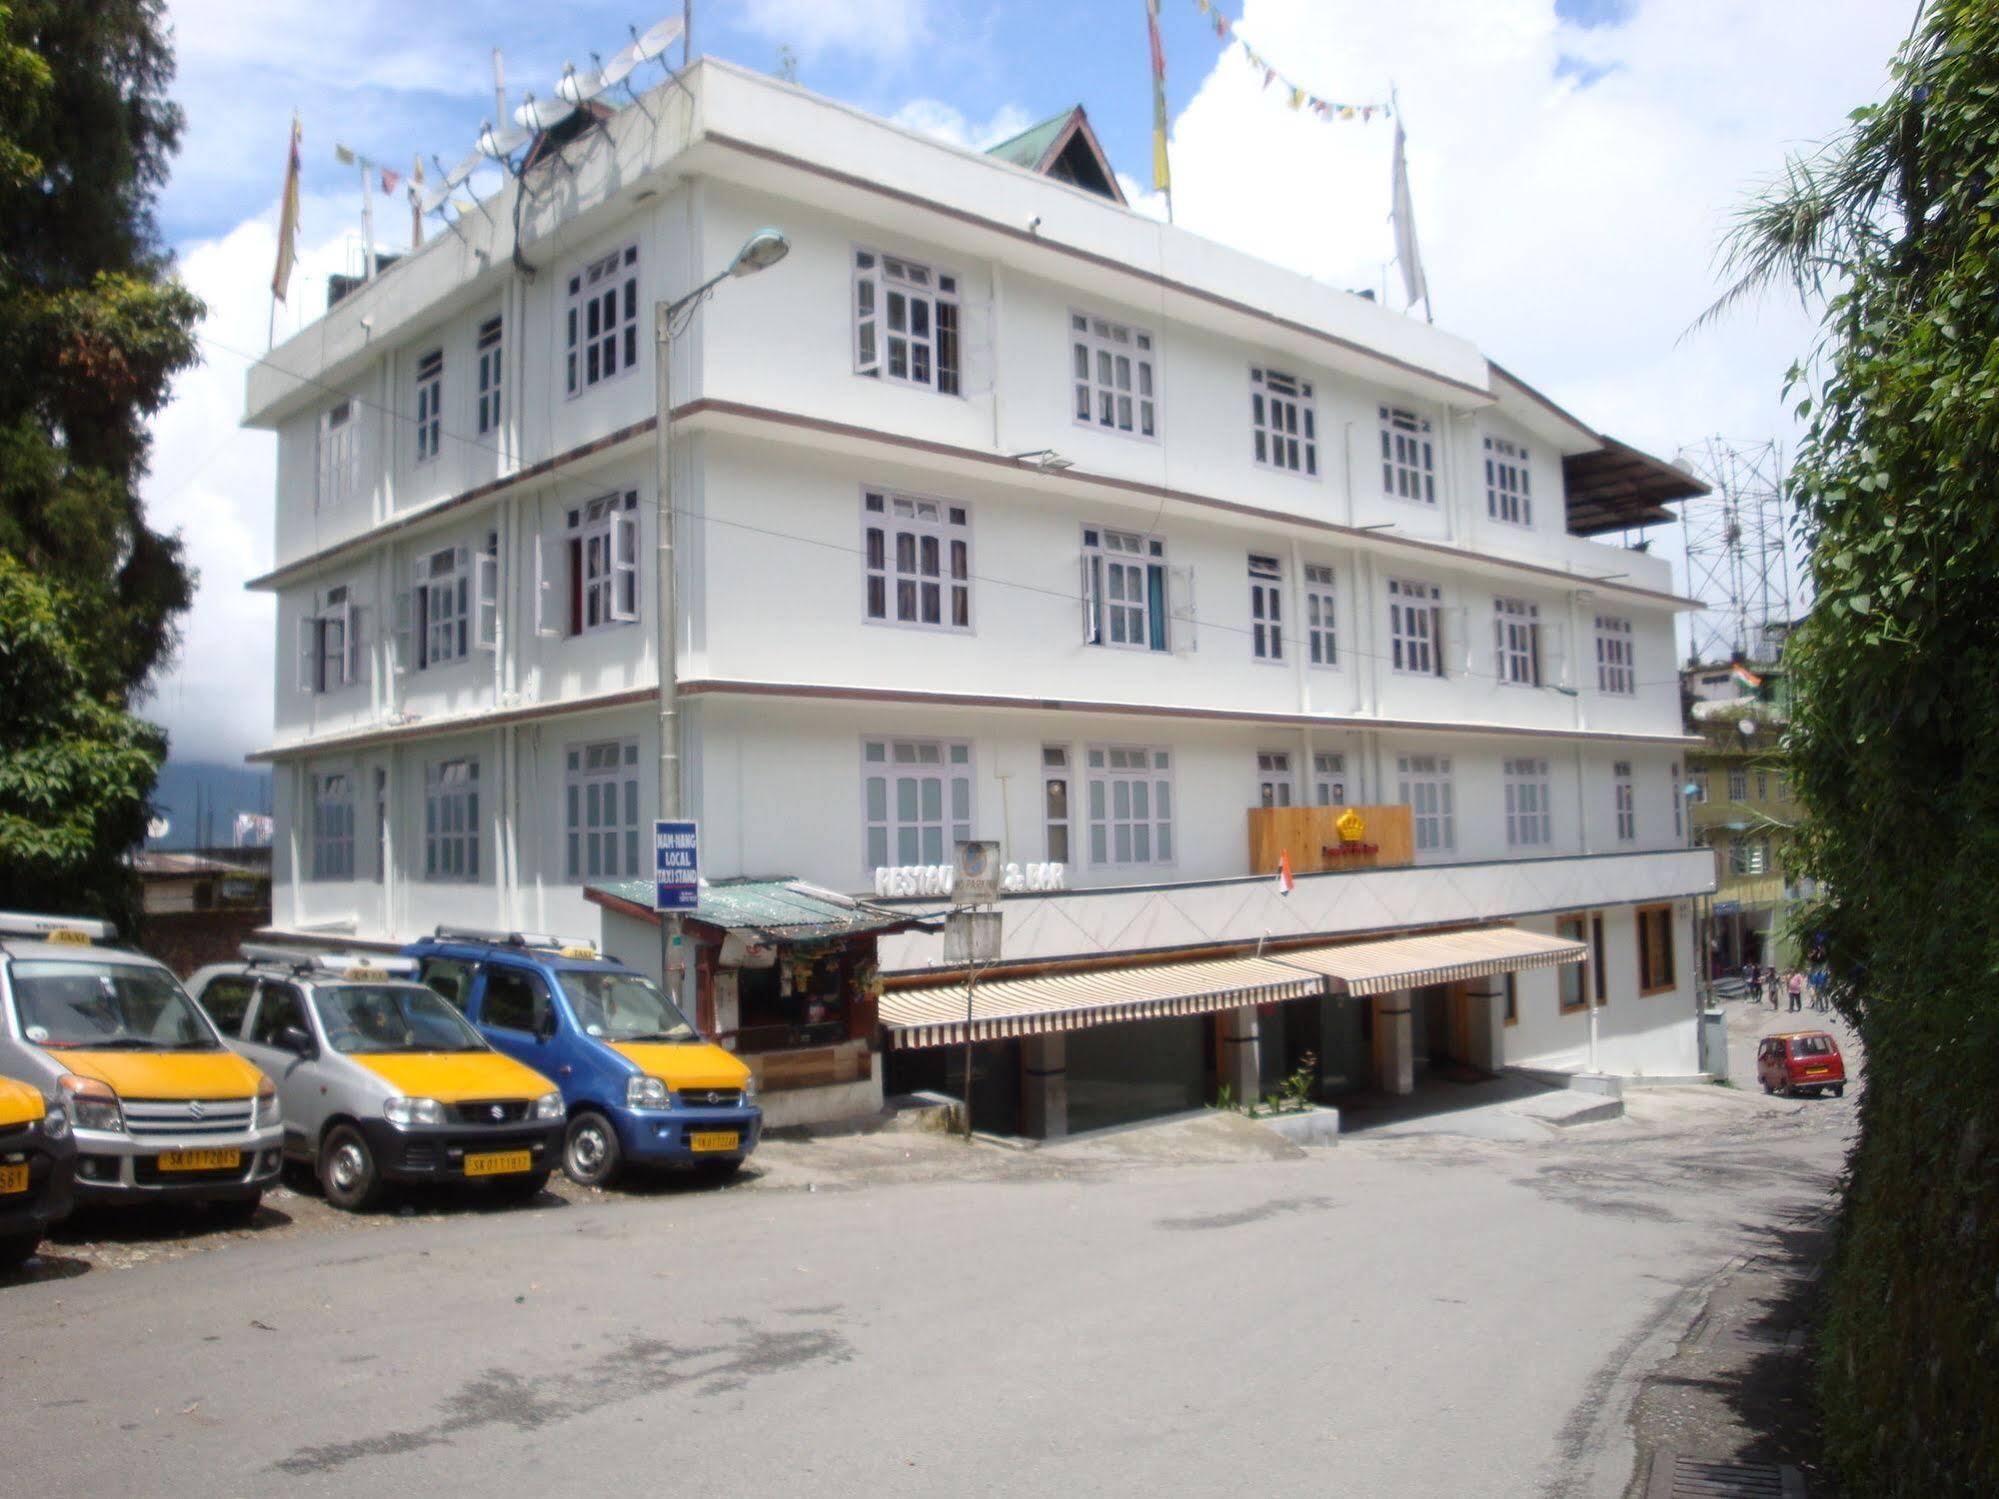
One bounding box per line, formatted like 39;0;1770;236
557;970;698;1042
1792;1035;1835;1057
317;984;488;1054
10;959;220;1050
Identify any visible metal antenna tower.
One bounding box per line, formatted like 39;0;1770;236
1677;438;1795;665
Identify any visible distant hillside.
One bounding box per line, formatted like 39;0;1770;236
148;762;273;850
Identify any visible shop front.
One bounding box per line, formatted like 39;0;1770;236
588;878;935;1129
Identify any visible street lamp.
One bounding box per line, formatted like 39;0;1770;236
652;226;790;1003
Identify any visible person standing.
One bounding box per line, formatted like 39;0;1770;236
1788;970;1805;1012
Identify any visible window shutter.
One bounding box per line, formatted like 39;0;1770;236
336;595;359;685
475;549;500;651
853;261;881;377
298;609;318;693
1169;564;1198;654
393;589;414;674
532;532;559;638
609;514;639;622
1080;552;1101;645
1431;604;1450;678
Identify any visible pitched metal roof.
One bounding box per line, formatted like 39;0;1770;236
585;877;929;942
984;105;1125;204
985;110;1073;170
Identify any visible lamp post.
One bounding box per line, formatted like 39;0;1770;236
653;227;789;1005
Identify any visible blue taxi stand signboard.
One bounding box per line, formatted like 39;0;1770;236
654;820;699;911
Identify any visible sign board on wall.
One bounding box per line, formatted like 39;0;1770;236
653;820;699;911
952;841;1002;906
942;909;1002;964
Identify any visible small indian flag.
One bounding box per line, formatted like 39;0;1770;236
1731;661;1764;690
1275;851;1295;896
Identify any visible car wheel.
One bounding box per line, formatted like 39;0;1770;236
490;1169;551;1204
320;1125;386;1212
0;1232;40;1269
1832;1083;1845;1098
209;1193;262;1229
563;1110;623;1188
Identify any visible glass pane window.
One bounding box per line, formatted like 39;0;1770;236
1397;753;1455;854
1042;745;1071;864
1379;405;1436;503
1504;757;1553;848
316;399;359;509
1256;751;1293;808
565;244;640;396
1494;597;1542;686
1388;577;1441;676
423;758;480;882
862;739;973;871
854;251;960;395
565;491;640;634
414;348;442;463
1248;554;1284;661
1613;761;1637;842
1072;312;1157;438
1085;745;1174;867
312;772;354;880
476;315;504;436
414;545;469;669
565;739;642;880
1082;527;1169;652
1312;752;1346;806
862;490;972;631
1595;615;1635;695
1251;368;1316;475
1483;435;1532;525
1304;564;1337;667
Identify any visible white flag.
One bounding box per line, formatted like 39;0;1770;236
1391;117;1428;313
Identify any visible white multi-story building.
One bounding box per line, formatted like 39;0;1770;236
245;63;1714;1131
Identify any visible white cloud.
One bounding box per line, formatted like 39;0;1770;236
141;201;354;764
738;0;932;63
892;98;1039;152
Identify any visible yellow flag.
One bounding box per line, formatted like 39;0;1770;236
271;113;302;303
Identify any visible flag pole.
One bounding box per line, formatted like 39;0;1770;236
359;156;376;280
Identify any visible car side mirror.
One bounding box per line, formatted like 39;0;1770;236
278;1024;315;1057
534;1009;558;1042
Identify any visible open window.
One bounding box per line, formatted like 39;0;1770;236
562;491;640;635
298;584;361;695
1081;527;1187;652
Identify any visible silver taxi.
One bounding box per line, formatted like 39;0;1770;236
0;912;283;1221
188;947;565;1211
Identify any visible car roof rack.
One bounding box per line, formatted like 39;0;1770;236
430;925;599;957
0;911;118;946
240;944;420;977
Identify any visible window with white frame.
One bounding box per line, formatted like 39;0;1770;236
565;739;641;880
565;491;639;635
1312;752;1347;806
298;583;360;695
862;739;973;869
863;490;971;631
1729;836;1769;876
315;399;359;509
1756;769;1769;801
1776;773;1791;802
413;348;442;463
311;772;354;880
423;758;479;881
1248;554;1284;661
398;536;497;671
1303;564;1337;667
1728;766;1748;801
1388;577;1443;676
1504;757;1553;848
1251;367;1316;474
1086;745;1173;867
1256;751;1294;808
1081;527;1171;651
1483;435;1532;525
1595;615;1635;694
1042;746;1072;864
1671;761;1684;839
566;244;639;396
1380;406;1436;504
1398;753;1455;853
476;314;503;436
854;250;960;395
1494;597;1542;686
1614;760;1637;842
1072;312;1156;437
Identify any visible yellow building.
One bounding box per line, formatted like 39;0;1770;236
1683;664;1801;975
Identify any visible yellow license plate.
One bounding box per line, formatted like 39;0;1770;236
464;1150;532;1177
158;1148;241;1172
1806;1068;1831;1075
690;1131;739;1153
0;1164;28;1194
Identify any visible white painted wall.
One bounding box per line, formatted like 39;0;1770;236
1501;907;1702;1077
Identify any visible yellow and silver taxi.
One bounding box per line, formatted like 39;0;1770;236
0;1073;75;1268
0;913;282;1222
188;947;565;1211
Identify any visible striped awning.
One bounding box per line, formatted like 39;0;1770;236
881;954;1324;1050
1275;927;1587;997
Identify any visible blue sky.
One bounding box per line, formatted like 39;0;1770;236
147;0;1909;762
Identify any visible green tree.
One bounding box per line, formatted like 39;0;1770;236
0;0;203;922
1712;3;1999;1490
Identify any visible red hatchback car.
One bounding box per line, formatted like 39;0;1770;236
1757;1031;1847;1098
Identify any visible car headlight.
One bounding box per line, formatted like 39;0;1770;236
625;1075;670;1110
384;1096;446;1127
58;1075;123;1133
40;1099;70;1140
533;1090;564;1121
740;1074;758;1105
255;1080;281;1128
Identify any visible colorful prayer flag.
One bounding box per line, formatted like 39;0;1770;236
1146;0;1171;193
379;166;400;195
272;113;302;303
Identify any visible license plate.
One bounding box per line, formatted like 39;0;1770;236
158;1148;241;1172
464;1150;532;1177
1805;1067;1831;1076
690;1131;739;1153
0;1164;27;1194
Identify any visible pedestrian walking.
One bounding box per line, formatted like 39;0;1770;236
1787;971;1804;1012
1810;968;1830;1013
1766;965;1780;1009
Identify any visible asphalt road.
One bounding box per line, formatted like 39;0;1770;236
1;1024;1851;1498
